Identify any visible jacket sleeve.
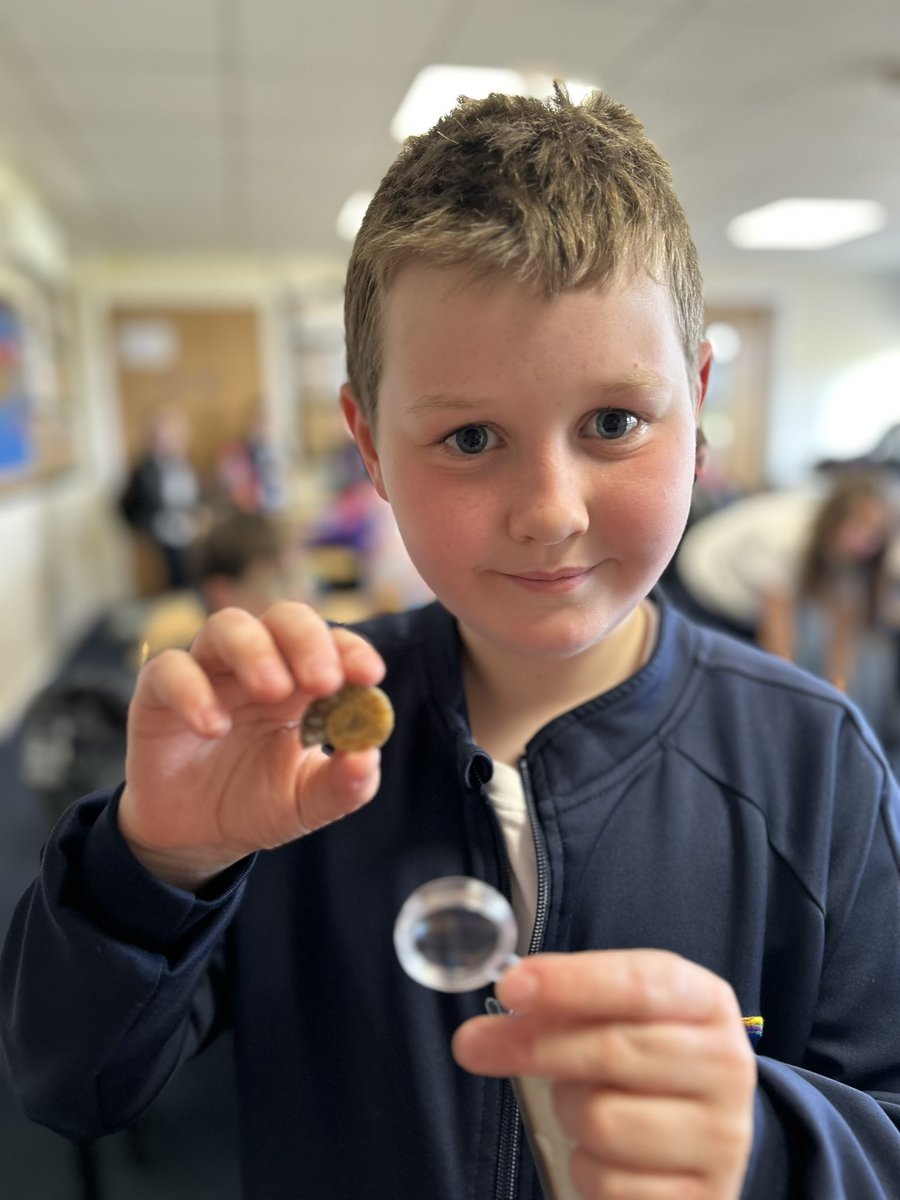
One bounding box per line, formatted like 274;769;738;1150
0;788;253;1142
742;754;900;1197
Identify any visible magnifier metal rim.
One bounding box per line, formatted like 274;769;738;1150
393;875;518;992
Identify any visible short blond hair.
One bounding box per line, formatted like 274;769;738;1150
344;86;704;421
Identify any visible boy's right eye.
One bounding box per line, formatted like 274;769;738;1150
443;425;496;455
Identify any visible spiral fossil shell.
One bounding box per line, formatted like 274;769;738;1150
300;683;395;752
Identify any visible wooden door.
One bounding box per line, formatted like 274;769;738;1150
701;306;774;493
111;306;263;593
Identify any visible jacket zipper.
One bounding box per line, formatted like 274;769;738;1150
520;758;551;958
492;756;552;1200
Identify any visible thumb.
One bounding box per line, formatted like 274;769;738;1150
293;746;382;835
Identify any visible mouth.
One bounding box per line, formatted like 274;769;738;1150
501;566;594;593
512;567;592;581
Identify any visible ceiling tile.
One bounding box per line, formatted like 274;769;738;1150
0;0;220;58
0;0;893;271
236;0;447;66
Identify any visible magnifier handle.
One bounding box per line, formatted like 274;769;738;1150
485;995;576;1200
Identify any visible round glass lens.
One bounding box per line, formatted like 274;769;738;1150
394;876;519;992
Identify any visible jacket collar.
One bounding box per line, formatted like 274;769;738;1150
402;594;698;799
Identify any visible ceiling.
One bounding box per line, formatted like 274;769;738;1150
0;0;899;280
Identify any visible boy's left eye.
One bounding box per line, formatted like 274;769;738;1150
444;425;497;455
591;410;639;440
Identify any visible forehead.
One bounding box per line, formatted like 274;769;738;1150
379;263;686;390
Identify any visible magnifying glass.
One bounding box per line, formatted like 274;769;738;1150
394;876;572;1198
393;875;520;993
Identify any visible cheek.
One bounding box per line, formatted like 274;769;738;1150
606;455;694;562
385;471;487;571
615;494;682;558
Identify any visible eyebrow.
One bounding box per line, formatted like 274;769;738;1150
406;394;484;414
600;368;672;395
407;371;671;414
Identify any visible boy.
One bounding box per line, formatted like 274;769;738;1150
3;88;899;1200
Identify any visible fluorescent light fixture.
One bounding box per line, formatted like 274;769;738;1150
390;65;599;141
391;66;523;140
561;78;597;104
518;71;597;106
727;198;887;250
336;190;374;242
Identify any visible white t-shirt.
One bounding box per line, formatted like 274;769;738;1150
486;761;578;1200
485;760;539;955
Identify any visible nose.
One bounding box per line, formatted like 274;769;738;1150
506;448;590;545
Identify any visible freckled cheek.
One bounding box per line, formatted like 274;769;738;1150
598;463;693;565
388;476;492;572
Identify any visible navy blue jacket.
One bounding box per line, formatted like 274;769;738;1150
2;599;900;1198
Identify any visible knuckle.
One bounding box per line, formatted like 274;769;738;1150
699;1103;754;1170
142;646;189;678
709;1021;756;1077
625;953;669;1011
334;626;378;659
708;973;740;1014
209;604;249;625
727;1033;757;1078
582;1090;623;1151
266;598;313;621
148;646;182;668
596;1024;632;1079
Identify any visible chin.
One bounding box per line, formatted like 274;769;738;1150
473;608;630;661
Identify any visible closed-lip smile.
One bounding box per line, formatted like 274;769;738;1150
501;566;594;592
512;567;591;581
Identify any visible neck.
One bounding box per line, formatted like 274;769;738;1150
461;599;657;767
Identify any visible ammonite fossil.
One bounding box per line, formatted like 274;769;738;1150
300;683;395;752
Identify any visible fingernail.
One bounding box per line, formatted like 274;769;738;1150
256;660;291;690
201;708;231;736
500;966;540;1011
305;659;341;690
346;749;380;780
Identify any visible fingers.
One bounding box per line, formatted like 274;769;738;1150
133;648;234;737
554;1084;747;1175
190;603;383;696
452;952;757;1200
255;605;384;693
454;1017;735;1093
135;604;385;729
290;745;383;836
568;1152;704;1200
495;950;741;1025
451;950;755;1092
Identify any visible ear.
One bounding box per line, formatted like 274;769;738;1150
693;340;713;480
340;384;387;500
695;339;713;420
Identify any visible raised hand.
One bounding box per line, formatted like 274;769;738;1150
453;949;756;1200
117;602;386;890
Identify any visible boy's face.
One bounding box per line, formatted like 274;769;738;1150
343;264;710;664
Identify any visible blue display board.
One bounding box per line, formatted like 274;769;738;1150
0;304;32;475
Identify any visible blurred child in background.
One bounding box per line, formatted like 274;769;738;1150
119;407;204;591
758;472;900;759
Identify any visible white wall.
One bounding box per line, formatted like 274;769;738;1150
704;265;900;485
0;477;129;731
